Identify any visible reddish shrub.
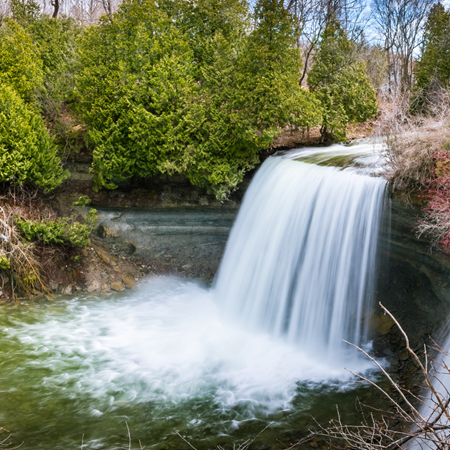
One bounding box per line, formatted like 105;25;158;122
417;152;450;253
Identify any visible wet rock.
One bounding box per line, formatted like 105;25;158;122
378;316;394;334
111;281;125;291
97;225;107;238
374;315;395;335
49;280;59;291
124;240;137;255
63;285;72;295
94;246;111;265
105;226;120;238
122;273;136;289
86;279;101;292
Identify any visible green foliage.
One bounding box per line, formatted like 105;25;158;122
308;20;377;141
73;195;92;206
0;84;68;190
177;0;321;199
9;0;41;25
75;0;321;199
27;16;84;159
160;0;249;68
413;2;450;110
0;19;43;101
28;15;81;77
75;0;197;189
0;255;10;270
17;209;97;247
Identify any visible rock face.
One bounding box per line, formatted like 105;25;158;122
77;207;237;280
86;279;101;293
373;195;450;350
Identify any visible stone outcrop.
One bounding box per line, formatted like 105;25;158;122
48;157;450;355
373;195;450;352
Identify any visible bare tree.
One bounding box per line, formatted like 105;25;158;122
372;0;436;93
0;0;11;25
285;0;370;86
51;0;59;17
101;0;113;21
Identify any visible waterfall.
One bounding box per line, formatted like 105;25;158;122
214;155;387;364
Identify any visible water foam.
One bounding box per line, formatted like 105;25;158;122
6;278;375;417
215;156;387;366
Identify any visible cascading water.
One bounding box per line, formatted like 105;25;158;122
215;150;387;365
0;142;391;449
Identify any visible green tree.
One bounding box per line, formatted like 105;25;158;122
28;16;80;77
75;0;197;189
308;20;377;141
0;19;43;102
413;2;450;110
28;16;83;158
75;0;321;200
160;0;249;67
0;84;68;190
9;0;40;24
178;0;321;199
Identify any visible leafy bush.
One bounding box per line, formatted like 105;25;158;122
75;0;321;199
28;16;80;77
27;16;85;160
0;19;43;102
75;0;197;189
175;0;321;200
0;255;10;270
0;84;68;190
9;0;41;24
308;20;377;142
17;209;97;247
73;195;92;206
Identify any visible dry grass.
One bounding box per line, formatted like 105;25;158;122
0;186;60;299
374;90;450;198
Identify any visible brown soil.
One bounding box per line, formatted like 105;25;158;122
271;122;377;151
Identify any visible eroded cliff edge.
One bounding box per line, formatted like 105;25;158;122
45;160;450;358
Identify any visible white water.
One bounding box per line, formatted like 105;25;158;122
0;143;391;448
215;152;387;366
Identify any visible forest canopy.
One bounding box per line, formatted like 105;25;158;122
2;0;448;199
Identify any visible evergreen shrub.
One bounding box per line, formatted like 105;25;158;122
75;0;322;200
0;84;68;191
17;209;97;247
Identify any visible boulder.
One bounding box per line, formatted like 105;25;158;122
63;285;72;295
86;279;101;293
94;246;111;265
122;273;136;289
111;281;125;291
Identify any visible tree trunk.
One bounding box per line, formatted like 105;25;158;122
51;0;59;18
